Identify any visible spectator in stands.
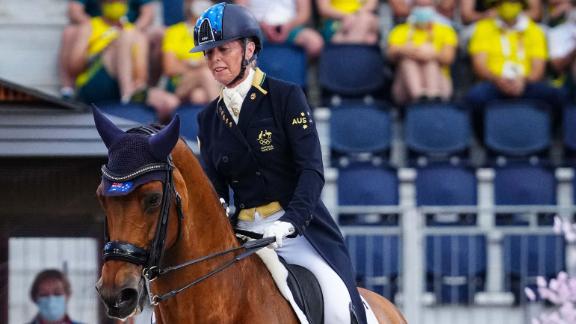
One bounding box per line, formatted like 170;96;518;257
316;0;379;44
235;0;324;58
546;1;576;98
465;0;566;111
387;0;458;105
27;269;82;324
147;0;219;121
58;0;157;99
389;0;457;25
70;0;149;104
460;0;542;24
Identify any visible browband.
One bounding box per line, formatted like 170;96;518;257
101;163;172;182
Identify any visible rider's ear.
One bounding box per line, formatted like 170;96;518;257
92;105;125;148
148;115;181;160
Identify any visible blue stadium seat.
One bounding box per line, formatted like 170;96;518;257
176;104;204;140
416;164;477;225
330;105;391;160
346;234;400;302
503;234;565;304
405;103;470;158
258;43;307;87
563;106;576;154
484;101;551;157
426;235;487;304
494;164;556;225
162;0;184;26
319;44;387;98
338;163;398;225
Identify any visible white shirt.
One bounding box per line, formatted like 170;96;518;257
247;0;296;25
547;21;576;59
222;68;255;124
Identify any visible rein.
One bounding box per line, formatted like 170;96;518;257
101;126;274;306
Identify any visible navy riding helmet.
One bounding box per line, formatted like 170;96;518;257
190;2;263;54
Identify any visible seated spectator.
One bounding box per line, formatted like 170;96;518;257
546;0;576;97
317;0;379;44
389;0;457;25
460;0;541;25
145;0;218;121
27;269;83;324
58;0;156;99
387;0;458;105
465;0;566;111
71;0;149;104
235;0;324;58
545;0;574;27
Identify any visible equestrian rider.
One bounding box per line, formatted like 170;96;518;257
193;3;367;324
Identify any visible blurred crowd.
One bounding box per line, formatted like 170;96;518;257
57;0;576;118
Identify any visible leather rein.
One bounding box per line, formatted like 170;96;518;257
101;126;274;306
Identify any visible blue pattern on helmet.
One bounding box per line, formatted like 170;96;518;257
195;2;225;43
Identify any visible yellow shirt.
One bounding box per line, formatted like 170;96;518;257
468;17;547;78
331;0;363;14
388;22;458;76
162;22;204;62
87;17;134;57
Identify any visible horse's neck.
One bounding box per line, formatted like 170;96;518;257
153;141;294;322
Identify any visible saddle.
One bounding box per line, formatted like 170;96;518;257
278;258;324;324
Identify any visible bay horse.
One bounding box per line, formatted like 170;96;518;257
93;109;406;324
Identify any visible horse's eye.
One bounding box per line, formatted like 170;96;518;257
145;193;162;210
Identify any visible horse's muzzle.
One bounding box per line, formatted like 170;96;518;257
96;278;146;320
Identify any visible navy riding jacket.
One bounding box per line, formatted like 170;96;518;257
197;68;367;324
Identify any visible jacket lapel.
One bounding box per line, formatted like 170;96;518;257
237;68;268;133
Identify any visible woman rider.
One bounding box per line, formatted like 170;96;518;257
193;3;368;324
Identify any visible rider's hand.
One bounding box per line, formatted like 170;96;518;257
263;221;295;249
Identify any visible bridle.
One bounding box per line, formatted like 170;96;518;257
101;126;274;306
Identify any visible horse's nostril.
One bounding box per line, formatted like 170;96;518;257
117;288;138;307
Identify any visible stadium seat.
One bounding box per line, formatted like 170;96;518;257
162;0;185;26
337;163;398;225
494;164;556;225
319;44;387;98
484;100;551;157
426;235;487;304
416;164;477;225
503;234;565;304
330;105;391;162
176;104;204;140
405;102;470;159
563;106;576;156
258;43;307;87
345;234;400;302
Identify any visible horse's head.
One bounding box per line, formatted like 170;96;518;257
92;108;185;319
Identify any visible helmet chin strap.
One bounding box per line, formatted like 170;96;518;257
226;38;256;87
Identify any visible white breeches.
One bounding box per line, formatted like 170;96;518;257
237;210;352;324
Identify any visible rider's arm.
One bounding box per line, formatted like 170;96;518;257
279;85;324;235
197;115;230;203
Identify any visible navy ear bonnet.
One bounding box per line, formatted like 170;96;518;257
92;107;180;196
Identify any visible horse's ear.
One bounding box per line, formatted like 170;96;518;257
92;105;125;149
148;115;181;160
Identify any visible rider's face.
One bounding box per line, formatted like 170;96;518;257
205;40;255;86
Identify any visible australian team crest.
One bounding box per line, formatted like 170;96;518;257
258;129;274;152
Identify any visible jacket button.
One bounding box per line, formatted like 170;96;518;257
255;171;261;176
239;203;245;209
222;156;229;163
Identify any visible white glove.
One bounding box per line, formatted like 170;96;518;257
263;221;295;249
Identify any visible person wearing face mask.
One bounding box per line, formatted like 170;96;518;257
27;269;82;324
546;1;576;99
387;0;458;105
69;0;149;105
465;0;566;112
193;3;373;324
58;0;156;100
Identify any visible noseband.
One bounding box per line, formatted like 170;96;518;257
100;126;275;306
